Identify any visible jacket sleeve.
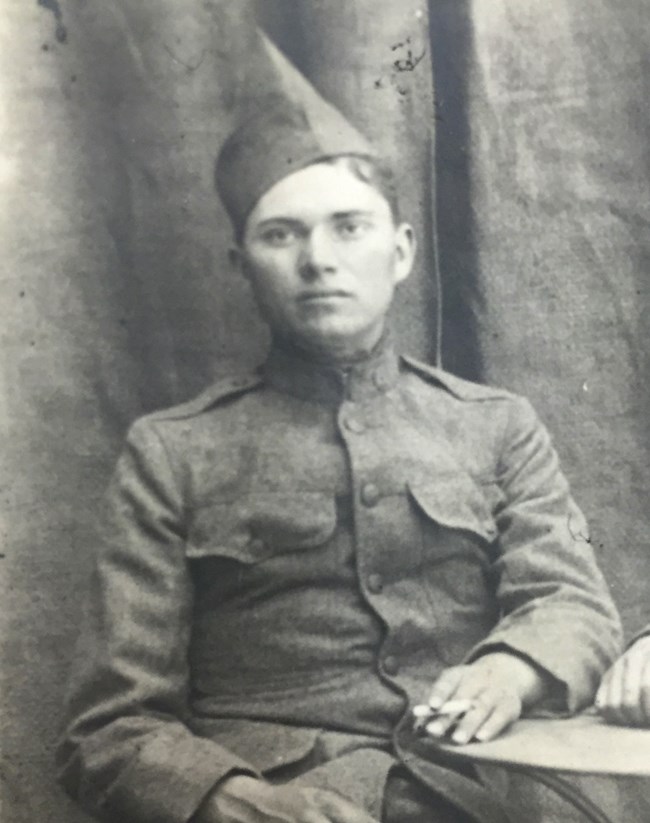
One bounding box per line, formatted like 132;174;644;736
468;396;623;712
56;419;259;823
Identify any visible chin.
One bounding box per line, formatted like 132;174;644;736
300;318;361;340
295;320;380;355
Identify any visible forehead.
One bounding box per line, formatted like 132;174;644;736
247;162;392;226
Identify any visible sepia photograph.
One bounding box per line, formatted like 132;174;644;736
2;2;650;822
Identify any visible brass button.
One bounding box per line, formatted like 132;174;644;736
373;370;390;391
360;483;380;507
367;573;384;594
383;655;399;676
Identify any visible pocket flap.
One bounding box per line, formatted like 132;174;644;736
408;475;498;543
187;492;337;563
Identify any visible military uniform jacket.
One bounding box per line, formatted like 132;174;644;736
58;340;622;823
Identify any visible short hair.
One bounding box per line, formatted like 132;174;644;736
237;153;401;245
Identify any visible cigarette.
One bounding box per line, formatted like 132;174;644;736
412;699;475;720
433;699;476;715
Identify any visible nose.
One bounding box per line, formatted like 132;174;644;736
299;226;337;280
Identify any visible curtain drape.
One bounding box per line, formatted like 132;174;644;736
433;0;650;644
432;1;650;818
0;2;436;821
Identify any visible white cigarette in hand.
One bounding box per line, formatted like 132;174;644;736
412;700;474;728
412;699;476;720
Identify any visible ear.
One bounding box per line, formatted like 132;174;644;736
392;222;416;285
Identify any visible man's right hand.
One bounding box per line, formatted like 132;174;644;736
196;774;380;823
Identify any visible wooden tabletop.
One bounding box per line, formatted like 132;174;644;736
436;713;650;776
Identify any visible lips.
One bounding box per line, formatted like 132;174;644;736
297;290;352;303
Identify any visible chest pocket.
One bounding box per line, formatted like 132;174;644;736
408;475;500;605
186;492;338;564
408;474;499;543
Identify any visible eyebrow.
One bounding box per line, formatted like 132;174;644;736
256;210;376;228
331;210;375;220
254;217;305;231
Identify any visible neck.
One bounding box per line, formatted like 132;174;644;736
263;327;399;405
274;327;387;367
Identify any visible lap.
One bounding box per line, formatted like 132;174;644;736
383;767;475;823
267;729;478;822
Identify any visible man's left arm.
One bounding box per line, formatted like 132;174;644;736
426;395;622;744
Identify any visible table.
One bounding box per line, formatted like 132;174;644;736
436;713;650;823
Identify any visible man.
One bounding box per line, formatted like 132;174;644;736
57;41;622;823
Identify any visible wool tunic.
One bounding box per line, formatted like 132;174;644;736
57;339;622;823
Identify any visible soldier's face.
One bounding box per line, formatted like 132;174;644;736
236;162;415;357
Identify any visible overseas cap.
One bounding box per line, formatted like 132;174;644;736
216;35;377;235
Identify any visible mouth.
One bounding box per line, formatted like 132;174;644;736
297;290;353;304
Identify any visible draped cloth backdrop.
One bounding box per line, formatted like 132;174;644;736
0;1;648;821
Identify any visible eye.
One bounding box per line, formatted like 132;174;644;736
334;217;371;240
259;225;297;247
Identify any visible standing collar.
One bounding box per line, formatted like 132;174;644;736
260;333;401;405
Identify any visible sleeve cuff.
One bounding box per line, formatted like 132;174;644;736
99;730;260;823
466;641;569;714
465;616;610;714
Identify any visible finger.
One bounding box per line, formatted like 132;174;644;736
639;659;650;725
427;664;496;737
595;667;612;709
449;695;494;745
428;666;465;710
426;697;483;738
425;712;462;738
473;696;521;742
599;661;626;724
601;656;647;726
619;651;646;725
436;669;490;715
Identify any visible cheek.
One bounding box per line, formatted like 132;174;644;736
348;237;396;268
349;245;399;292
247;255;297;298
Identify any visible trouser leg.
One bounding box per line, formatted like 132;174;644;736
382;766;475;823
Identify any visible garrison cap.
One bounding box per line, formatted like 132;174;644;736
216;34;377;235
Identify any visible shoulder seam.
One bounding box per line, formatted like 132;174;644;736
401;355;514;402
145;372;263;422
